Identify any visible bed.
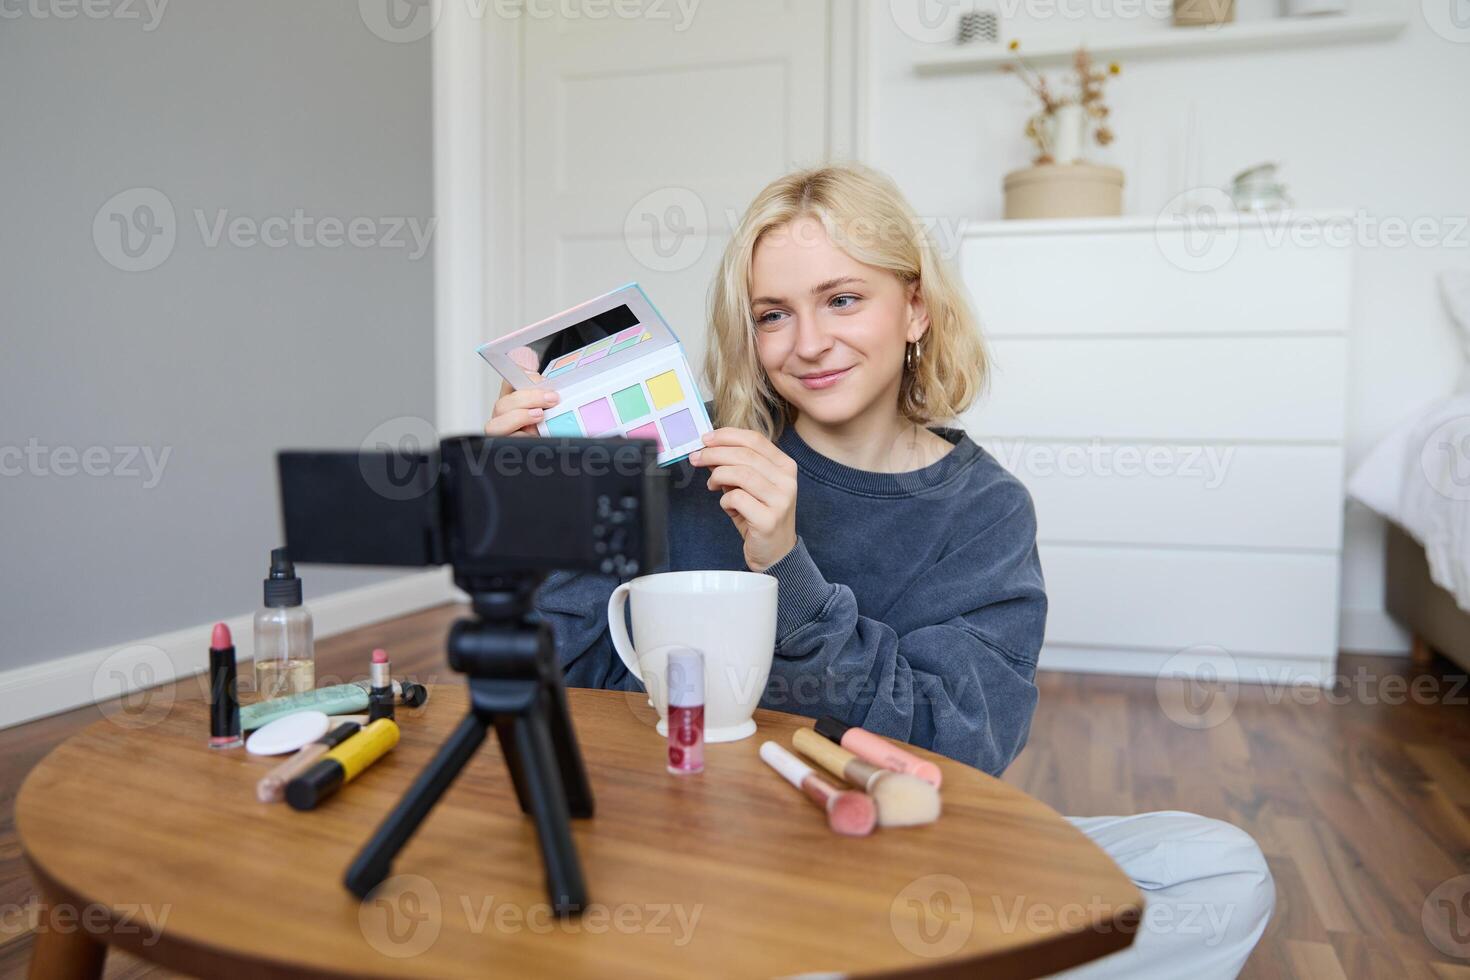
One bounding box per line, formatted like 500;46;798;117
1385;521;1470;671
1348;270;1470;672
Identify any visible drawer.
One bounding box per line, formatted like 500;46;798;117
961;227;1352;338
1038;544;1341;659
968;336;1348;442
975;441;1345;551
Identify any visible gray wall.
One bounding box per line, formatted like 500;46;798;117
1;2;435;670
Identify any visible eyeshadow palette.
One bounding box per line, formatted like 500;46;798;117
476;283;713;466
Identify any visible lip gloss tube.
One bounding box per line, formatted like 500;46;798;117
814;716;942;788
256;721;362;803
666;648;704;775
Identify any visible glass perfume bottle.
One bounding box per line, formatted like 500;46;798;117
253;547;315;699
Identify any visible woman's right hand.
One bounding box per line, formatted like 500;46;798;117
484;346;560;436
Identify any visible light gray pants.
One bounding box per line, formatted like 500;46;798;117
1054;811;1276;979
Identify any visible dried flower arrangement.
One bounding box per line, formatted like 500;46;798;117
1002;42;1121;165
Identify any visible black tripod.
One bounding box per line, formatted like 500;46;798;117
343;573;594;915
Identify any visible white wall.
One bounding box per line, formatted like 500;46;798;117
865;1;1469;652
0;1;437;672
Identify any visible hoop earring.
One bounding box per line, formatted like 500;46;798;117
905;339;922;373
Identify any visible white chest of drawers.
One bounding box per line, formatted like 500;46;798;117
957;213;1352;685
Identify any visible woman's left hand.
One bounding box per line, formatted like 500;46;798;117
689;427;798;572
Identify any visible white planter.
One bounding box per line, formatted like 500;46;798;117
1049;104;1087;165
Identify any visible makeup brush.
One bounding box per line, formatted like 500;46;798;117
759;741;877;837
792;727;941;828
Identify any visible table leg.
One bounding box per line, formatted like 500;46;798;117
27;898;107;980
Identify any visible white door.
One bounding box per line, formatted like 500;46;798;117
519;0;835;378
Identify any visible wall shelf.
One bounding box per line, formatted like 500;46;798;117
913;14;1406;74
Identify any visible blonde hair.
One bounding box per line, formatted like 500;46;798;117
704;163;988;440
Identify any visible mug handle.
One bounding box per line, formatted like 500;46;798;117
606;582;643;683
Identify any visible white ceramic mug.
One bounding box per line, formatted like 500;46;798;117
607;570;777;742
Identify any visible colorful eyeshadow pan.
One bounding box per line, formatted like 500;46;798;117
549;352;580;371
544;365;575;379
646;370;683;410
613;325;643;343
612;384;649;422
626;421;662;451
545;412;582;437
609;335;642;354
585;337;614;353
661;408;697;448
578;398;617;436
580;348;610;367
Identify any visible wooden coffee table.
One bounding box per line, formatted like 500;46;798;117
18;686;1141;978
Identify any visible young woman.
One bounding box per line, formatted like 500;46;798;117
486;165;1274;978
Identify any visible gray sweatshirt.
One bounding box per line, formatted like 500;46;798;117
533;423;1047;775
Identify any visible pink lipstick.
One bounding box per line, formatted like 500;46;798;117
367;648;394;722
208;622;244;750
797;366;852;390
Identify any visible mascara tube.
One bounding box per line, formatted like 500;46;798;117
286;719;400;811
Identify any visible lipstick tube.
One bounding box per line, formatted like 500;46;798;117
814;716;942;788
367;648;394;723
208;623;244;750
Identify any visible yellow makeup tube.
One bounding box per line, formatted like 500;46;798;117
285;719;399;811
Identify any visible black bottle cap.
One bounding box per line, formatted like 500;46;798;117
285;758;344;811
399;681;429;708
814;716;851;744
321;722;361;749
264;546;303;608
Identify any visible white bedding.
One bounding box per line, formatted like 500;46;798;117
1348;395;1470;612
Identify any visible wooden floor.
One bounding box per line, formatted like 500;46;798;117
2;603;1468;979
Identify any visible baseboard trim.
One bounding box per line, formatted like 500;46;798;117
0;569;457;730
1337;606;1411;656
1038;645;1337;687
